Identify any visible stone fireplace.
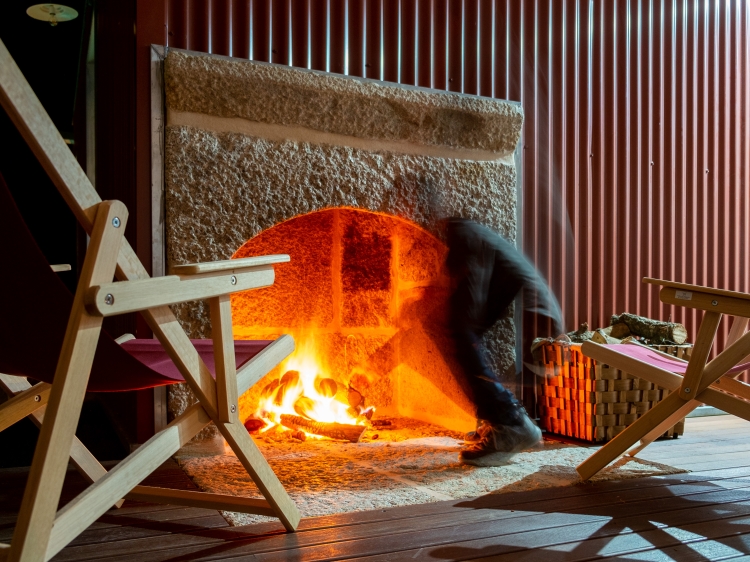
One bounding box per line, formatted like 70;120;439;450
160;48;523;435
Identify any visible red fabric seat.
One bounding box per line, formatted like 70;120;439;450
604;343;750;376
0;172;270;391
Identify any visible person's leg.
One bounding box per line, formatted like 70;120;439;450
452;326;541;461
451;328;523;427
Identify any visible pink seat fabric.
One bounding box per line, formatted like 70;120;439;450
0;171;274;392
604;344;750;376
120;339;270;383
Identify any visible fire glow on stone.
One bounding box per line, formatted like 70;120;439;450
233;208;479;436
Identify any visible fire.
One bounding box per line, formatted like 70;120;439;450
253;337;369;438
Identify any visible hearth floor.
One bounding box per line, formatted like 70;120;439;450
173;416;684;527
3;416;750;561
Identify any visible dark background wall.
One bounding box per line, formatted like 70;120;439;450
131;0;750;360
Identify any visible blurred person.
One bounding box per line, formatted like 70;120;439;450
441;217;564;466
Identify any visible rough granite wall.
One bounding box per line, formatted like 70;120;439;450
163;49;523;435
165;50;523;155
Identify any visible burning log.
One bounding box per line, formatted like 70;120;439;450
293;395;315;418
280;414;366;443
243;416;267;433
315;377;338;398
347;385;364;409
610;313;688;344
281;370;300;386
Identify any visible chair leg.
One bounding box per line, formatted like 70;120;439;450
0;379;50;433
218;421;301;530
0;374;121;496
577;391;686;481
142;308;301;531
8;201;126;562
626;398;698;457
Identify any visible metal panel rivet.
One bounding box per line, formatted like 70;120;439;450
712;300;718;306
230;275;237;285
112;217;121;228
104;293;115;305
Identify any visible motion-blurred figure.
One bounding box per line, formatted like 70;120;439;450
443;218;563;466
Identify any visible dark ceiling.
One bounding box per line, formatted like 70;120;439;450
0;0;90;137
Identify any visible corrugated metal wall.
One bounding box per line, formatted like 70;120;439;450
159;0;750;356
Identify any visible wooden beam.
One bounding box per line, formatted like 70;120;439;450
577;391;686;481
44;336;296;560
237;335;295;395
726;317;749;345
644;277;750;302
210;294;239;424
0;374;121;501
50;264;71;272
126;486;275;516
8;201;126;562
217;420;301;531
171;254;289;275
698;329;750;394
0;380;50;433
660;287;750;318
678;311;721;400
698;387;750;423
46;402;211;561
625;399;699;457
86;267;274;317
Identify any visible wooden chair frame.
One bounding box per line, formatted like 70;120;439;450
0;40;300;562
0;273;133;509
577;277;750;481
0;372;128;510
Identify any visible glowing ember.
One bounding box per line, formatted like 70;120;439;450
253;337;369;439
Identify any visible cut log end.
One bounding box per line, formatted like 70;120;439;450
611;313;688;344
279;414;366;443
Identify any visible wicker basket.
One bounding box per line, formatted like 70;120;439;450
537;342;692;442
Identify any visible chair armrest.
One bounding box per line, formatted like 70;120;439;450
170;255;290;276
50;264;71;272
644;277;750;317
114;333;136;344
86;264;277;317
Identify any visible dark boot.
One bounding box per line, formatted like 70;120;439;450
460;412;542;467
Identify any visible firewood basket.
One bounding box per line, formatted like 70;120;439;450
536;342;692;442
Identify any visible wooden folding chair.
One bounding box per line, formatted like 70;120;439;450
577;277;750;481
0;39;300;562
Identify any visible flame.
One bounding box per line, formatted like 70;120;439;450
254;336;367;437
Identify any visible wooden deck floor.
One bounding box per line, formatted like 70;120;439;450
2;415;750;561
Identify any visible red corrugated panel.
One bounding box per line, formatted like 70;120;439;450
159;0;750;365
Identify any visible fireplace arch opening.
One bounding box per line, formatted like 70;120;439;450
231;207;476;433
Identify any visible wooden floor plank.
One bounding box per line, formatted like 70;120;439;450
597;541;750;561
349;506;750;561
54;481;750;562
0;415;744;561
